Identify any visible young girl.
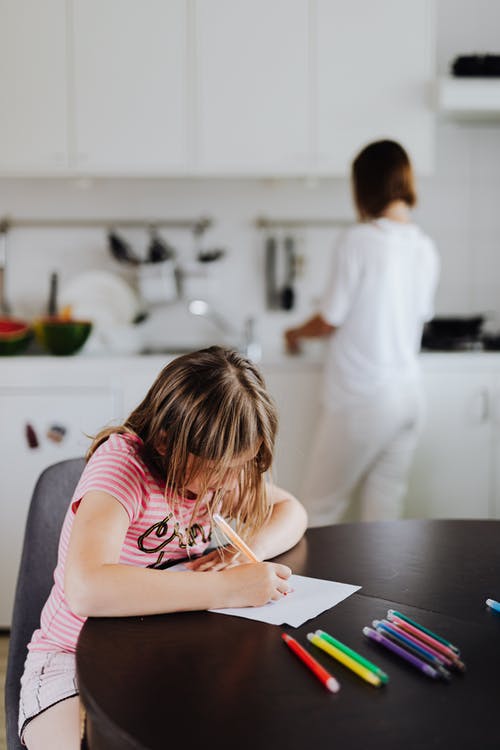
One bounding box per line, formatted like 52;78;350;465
19;346;307;749
285;139;439;526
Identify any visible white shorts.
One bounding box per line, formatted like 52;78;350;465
18;650;79;744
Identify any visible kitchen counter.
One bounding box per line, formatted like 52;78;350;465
3;349;500;392
0;349;326;378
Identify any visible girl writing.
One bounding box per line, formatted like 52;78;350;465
19;346;307;749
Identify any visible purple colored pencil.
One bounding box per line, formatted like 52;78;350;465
362;627;440;679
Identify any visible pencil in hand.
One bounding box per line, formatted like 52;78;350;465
213;513;260;562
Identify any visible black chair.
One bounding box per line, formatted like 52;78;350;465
4;457;85;750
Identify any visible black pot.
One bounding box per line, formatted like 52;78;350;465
482;333;500;351
425;315;485;339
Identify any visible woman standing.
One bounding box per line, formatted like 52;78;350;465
285;140;439;526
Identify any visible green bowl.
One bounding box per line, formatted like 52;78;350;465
34;318;92;356
0;318;33;355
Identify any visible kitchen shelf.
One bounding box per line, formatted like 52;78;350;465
437;76;500;118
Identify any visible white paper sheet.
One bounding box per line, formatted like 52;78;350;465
209;574;361;627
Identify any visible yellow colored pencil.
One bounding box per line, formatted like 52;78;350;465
307;632;382;687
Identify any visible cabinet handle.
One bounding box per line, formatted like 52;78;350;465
489;389;500;427
470;388;489;424
25;423;39;449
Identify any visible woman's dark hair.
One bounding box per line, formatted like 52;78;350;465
352;139;417;219
87;346;278;536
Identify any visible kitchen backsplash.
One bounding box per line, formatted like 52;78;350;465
2;117;500;357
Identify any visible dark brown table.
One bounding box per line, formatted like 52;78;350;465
76;520;500;750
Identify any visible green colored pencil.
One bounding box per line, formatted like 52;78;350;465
316;629;389;684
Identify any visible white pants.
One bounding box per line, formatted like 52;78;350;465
301;380;424;526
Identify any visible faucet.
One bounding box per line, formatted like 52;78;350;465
187;299;261;362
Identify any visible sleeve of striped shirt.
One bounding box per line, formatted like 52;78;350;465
75;445;144;524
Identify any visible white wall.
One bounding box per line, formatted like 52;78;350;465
1;0;500;356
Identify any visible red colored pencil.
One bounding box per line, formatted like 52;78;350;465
282;633;340;693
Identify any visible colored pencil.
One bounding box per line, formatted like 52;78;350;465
387;609;460;655
486;598;500;613
213;513;260;562
375;620;454;667
373;621;451;680
307;633;382;687
387;613;465;671
362;627;440;679
282;634;340;693
315;629;389;684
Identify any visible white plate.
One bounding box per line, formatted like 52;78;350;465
60;271;141;327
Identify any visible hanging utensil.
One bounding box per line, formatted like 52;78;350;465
47;271;59;317
0;221;10;316
197;247;226;263
147;228;176;263
281;235;296;311
265;234;278;310
108;230;141;266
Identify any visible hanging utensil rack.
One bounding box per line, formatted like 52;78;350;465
255;216;352;230
0;215;213;235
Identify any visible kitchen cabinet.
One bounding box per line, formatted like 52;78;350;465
195;0;435;176
405;356;498;520
0;0;436;177
72;0;188;174
315;0;435;175
262;365;322;497
193;0;310;175
0;382;121;627
0;0;69;174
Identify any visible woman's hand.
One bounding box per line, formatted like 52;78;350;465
284;314;336;354
220;561;292;608
284;327;301;354
184;547;243;571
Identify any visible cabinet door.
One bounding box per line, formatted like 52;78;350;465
489;381;500;519
405;370;492;520
72;0;188;173
315;0;435;175
0;0;69;173
262;368;322;498
0;386;120;627
194;0;310;175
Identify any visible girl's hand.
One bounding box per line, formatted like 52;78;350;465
220;562;292;608
185;547;243;571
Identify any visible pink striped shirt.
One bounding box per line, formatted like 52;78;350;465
28;433;213;654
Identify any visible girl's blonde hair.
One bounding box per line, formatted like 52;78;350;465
87;346;278;539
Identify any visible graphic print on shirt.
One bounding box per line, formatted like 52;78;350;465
138;512;211;568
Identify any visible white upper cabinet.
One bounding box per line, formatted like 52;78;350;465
0;0;435;176
72;0;188;174
0;0;69;174
194;0;310;175
315;0;435;175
